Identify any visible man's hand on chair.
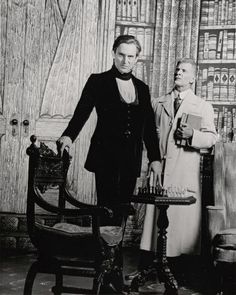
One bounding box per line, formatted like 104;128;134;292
57;136;72;157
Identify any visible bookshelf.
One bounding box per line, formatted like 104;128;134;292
115;0;157;90
197;0;236;142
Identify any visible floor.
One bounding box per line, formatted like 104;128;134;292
0;248;219;295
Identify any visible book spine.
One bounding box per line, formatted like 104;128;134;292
233;0;236;24
213;0;219;25
228;67;236;101
217;109;223;140
115;25;121;38
121;0;127;20
213;67;221;100
216;30;223;59
123;26;129;35
224;0;229;24
220;67;229;101
176;113;187;146
196;68;202;97
203;32;209;59
198;34;204;60
228;0;233;24
222;29;228;59
218;0;222;25
213;107;220;131
140;0;146;22
221;0;226;25
234;30;236;59
208;33;217;59
202;68;208;99
128;26;137;37
126;0;132;21
208;0;215;25
201;0;209;25
207;66;215;101
226;110;233;142
131;0;138;21
222;106;227;142
227;31;234;59
116;0;122;20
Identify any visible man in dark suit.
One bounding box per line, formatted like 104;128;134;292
57;35;161;225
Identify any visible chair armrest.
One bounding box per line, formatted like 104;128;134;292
64;187;98;208
206;205;225;241
34;187;113;218
64;188;135;216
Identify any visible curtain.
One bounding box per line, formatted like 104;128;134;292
151;0;201;98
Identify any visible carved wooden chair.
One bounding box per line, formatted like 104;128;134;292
23;135;134;295
207;142;236;294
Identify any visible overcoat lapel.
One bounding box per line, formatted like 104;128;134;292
159;93;173;119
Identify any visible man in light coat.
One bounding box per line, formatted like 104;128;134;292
127;58;217;281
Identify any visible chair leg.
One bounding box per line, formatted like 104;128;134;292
23;261;39;295
51;268;63;295
93;271;104;295
214;262;224;295
56;272;63;295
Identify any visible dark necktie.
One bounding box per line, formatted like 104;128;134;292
174;94;182;116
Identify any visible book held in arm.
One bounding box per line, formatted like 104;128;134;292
176;113;202;146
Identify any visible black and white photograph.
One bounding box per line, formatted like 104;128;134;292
0;0;236;294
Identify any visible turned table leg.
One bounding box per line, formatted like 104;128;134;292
156;206;178;295
130;206;178;294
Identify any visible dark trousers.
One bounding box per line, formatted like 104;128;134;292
95;168;136;226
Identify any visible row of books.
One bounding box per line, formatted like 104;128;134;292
116;0;156;23
201;0;236;26
115;25;154;57
198;30;236;60
196;66;236;101
214;106;236;142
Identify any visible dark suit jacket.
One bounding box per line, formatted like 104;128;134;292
62;67;160;176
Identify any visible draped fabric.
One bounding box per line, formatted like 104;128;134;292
151;0;201;98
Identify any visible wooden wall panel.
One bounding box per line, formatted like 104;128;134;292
0;0;26;212
18;0;45;212
0;0;7;105
0;0;117;212
37;0;116;205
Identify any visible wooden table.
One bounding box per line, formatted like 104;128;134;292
129;192;196;295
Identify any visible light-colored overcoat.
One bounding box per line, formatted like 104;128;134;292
140;89;217;257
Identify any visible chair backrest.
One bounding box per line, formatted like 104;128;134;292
213;142;236;229
26;135;71;238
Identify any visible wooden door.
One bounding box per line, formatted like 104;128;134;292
0;0;116;213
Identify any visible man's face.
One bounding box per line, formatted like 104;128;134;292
112;43;138;74
174;62;195;89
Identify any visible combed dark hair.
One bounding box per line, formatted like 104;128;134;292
112;35;141;56
176;58;197;77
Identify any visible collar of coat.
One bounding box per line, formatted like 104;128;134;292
158;88;200;117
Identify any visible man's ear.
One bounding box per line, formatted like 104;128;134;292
112;50;115;59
